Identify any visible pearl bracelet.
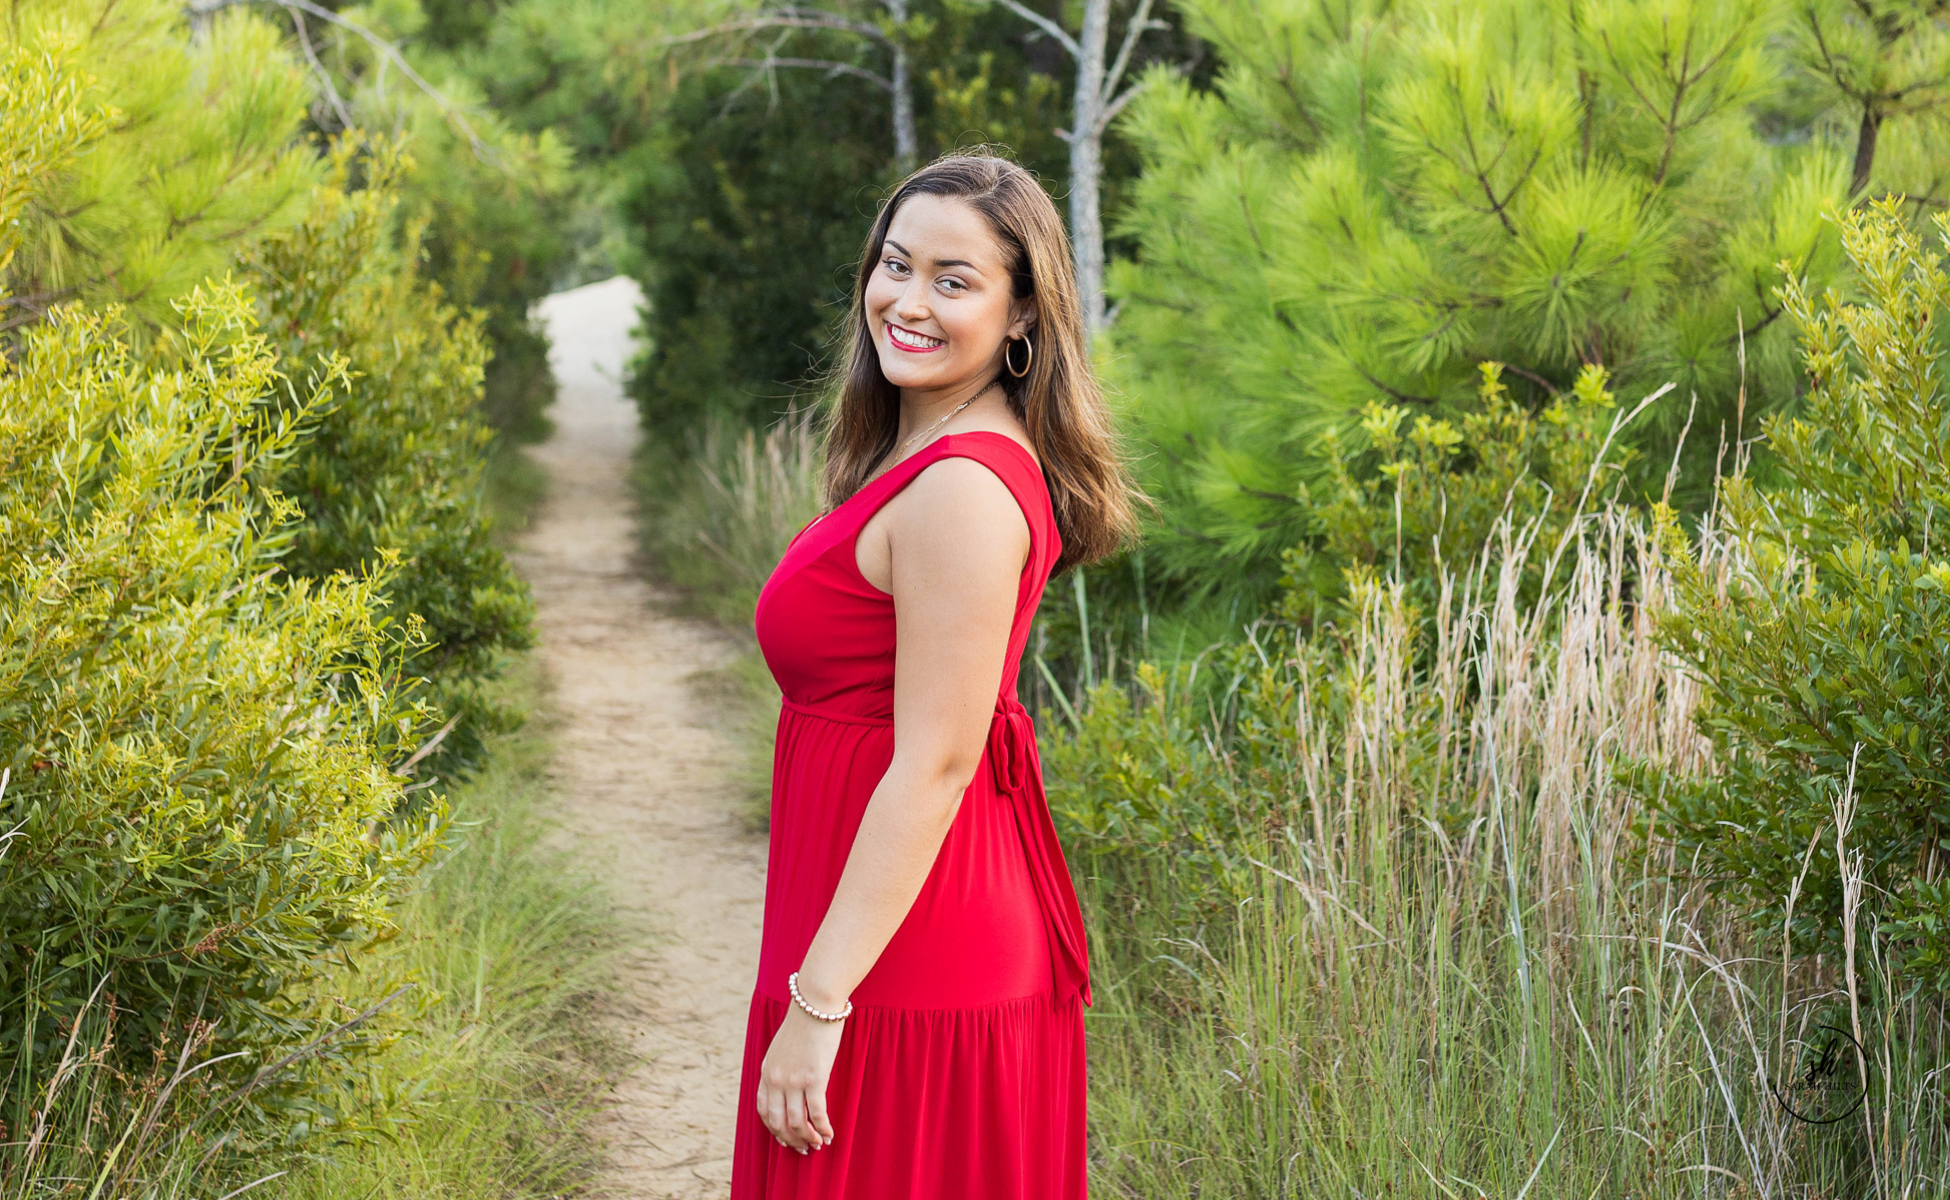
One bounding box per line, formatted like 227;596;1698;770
788;971;853;1022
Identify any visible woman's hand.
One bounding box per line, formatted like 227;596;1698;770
757;1005;845;1152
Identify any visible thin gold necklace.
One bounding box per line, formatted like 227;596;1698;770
876;380;997;480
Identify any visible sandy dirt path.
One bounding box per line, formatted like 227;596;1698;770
516;276;766;1198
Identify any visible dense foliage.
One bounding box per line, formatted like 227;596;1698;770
247;141;536;774
10;0;1950;1189
394;104;569;446
0;277;443;1141
628;62;894;433
1656;199;1950;992
0;8;543;1180
1278;360;1639;623
1107;0;1950;600
301;0;580;447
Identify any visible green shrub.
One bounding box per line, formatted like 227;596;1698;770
399;115;566;449
246;141;537;775
0;285;444;1151
1082;518;1948;1195
1655;199;1950;992
1048;360;1642;899
1278;360;1641;625
0;37;442;1164
1045;648;1294;928
261;665;617;1200
625;60;891;434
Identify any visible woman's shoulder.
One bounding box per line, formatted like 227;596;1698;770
898;448;1029;516
899;429;1052;548
937;419;1039;474
926;425;1048;512
879;453;1033;573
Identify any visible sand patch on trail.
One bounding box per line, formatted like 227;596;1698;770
516;276;766;1198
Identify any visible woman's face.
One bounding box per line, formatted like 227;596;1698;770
864;194;1035;398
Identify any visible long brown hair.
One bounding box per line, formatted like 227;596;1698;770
822;150;1140;571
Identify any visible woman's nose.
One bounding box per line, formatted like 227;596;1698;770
895;277;930;321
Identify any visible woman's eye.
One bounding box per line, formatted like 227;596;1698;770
883;257;909;275
938;278;966;294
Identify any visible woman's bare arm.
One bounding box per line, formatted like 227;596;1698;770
754;456;1028;1152
797;455;1029;1007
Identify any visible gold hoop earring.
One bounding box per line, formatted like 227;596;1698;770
1005;336;1033;378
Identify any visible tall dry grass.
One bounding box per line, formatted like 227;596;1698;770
640;412;823;628
637;413;824;823
1081;512;1949;1197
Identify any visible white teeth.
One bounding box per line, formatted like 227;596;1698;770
889;325;943;349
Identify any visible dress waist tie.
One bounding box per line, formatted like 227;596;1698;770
987;698;1093;1006
777;695;1093;1006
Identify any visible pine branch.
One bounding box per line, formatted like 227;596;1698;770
987;0;1081;61
1354;364;1439;407
1486;361;1561;396
188;0;494;161
1401;83;1532;237
1597;16;1753;192
665;8;892;49
1802;11;1874;103
706;56;893;92
1458;109;1533;237
1728;232;1832;345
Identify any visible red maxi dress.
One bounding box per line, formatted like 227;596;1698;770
732;431;1091;1199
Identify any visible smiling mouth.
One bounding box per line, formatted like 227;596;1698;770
886;323;945;353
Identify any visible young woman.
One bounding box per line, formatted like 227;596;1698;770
732;152;1139;1197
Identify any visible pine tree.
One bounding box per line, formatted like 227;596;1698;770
1;0;319;333
1789;0;1950;199
1109;0;1940;598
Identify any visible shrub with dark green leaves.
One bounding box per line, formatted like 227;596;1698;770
1654;198;1950;991
246;142;537;774
0;284;444;1135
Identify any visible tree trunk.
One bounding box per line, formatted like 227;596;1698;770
1071;0;1110;335
1851;103;1882;196
885;0;917;171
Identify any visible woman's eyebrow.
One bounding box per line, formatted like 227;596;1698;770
884;239;983;274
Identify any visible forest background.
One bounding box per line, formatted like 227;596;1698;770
4;0;1950;1196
